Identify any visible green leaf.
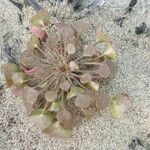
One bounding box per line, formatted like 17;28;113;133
12;72;27;87
4;77;13;88
2;63;19;87
108;100;119;118
43;121;72;138
31;9;49;27
104;45;117;60
108;94;131;118
45;90;57;102
87;81;99;91
96;30;111;45
29;109;54;130
67;86;85;99
27;35;41;50
49;100;63;112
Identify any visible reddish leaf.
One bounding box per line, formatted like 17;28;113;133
72;21;89;34
69;61;79;71
25;87;39;104
45;90;58;102
30;26;46;40
75;94;92;109
19;50;37;68
93;61;111;79
94;93;110;111
54;23;74;40
56;108;72;128
80;73;92;84
56;108;81;129
65;43;76;55
59;81;71;91
46;35;58;50
24;67;38;76
13;86;28;97
82;107;96;119
83;43;98;57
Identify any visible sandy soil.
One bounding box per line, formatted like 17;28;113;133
0;0;150;150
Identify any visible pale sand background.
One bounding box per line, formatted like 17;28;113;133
0;0;150;150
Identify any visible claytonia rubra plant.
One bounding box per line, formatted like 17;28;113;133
2;9;130;138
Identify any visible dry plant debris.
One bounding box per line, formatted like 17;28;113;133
2;9;131;138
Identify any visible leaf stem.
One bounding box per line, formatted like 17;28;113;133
43;102;50;110
82;62;101;65
33;73;54;89
43;43;61;61
70;74;86;90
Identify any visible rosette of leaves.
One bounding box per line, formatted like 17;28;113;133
2;9;130;138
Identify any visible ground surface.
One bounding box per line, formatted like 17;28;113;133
0;0;150;150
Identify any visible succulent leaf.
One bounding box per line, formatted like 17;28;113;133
80;73;92;84
104;45;117;60
94;93;110;111
29;109;54;130
88;81;99;91
27;35;41;50
59;81;71;91
43;121;72;138
56;108;81;129
31;9;49;27
67;86;85;99
72;21;89;34
69;61;79;71
108;94;131;118
45;90;58;102
54;23;74;40
2;12;120;137
12;72;26;87
83;43;97;57
25;87;39;104
75;94;92;109
96;30;111;45
30;26;46;40
82;107;96;119
65;43;76;55
2;63;19;86
49;100;63;112
93;61;111;79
